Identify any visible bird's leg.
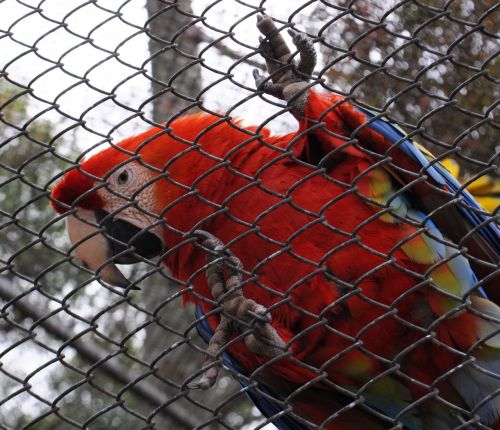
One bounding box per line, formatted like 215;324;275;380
188;230;286;390
187;313;232;390
254;14;317;114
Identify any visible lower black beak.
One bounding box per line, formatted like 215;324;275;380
95;210;164;264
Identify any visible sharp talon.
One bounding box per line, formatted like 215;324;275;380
289;30;311;49
188;364;220;390
254;70;276;94
254;14;315;109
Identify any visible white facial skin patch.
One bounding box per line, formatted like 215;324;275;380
67;162;165;287
98;162;165;243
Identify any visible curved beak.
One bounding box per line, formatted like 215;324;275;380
66;209;163;289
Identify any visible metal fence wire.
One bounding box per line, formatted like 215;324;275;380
0;0;499;429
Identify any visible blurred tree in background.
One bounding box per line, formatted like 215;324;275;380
0;82;72;287
313;0;498;175
0;80;147;429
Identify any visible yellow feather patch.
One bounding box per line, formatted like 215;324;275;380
358;167;409;224
338;352;375;379
430;264;463;297
357;168;392;199
441;158;460;178
368;376;412;400
466;175;494;193
476;196;500;213
379;212;398;223
369;169;392;198
401;235;437;264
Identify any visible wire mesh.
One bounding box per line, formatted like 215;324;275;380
0;0;499;429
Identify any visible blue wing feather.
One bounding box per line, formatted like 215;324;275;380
357;107;500;257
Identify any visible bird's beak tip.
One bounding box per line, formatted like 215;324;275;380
66;209;161;291
67;210;132;288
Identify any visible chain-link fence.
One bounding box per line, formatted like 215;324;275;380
1;0;499;429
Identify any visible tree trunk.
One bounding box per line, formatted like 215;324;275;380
142;2;244;428
146;0;203;123
143;4;259;429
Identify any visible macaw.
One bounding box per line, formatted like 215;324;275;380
50;15;500;430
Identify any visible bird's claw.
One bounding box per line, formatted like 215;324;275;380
188;230;286;390
287;28;317;77
254;14;317;114
252;68;284;99
187;365;220;390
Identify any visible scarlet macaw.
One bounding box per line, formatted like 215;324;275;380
51;15;500;429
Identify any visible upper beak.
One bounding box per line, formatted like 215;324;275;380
66;209;164;289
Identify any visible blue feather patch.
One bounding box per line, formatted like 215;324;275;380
356;106;499;284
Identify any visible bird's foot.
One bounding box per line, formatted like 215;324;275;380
253;14;317;114
187;230;286;390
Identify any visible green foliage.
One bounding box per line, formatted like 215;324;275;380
0;81;69;286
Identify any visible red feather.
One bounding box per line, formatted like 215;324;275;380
52;90;500;428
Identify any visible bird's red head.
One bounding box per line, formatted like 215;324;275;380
50;113;255;288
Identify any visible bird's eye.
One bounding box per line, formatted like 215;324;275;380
117;169;130;186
